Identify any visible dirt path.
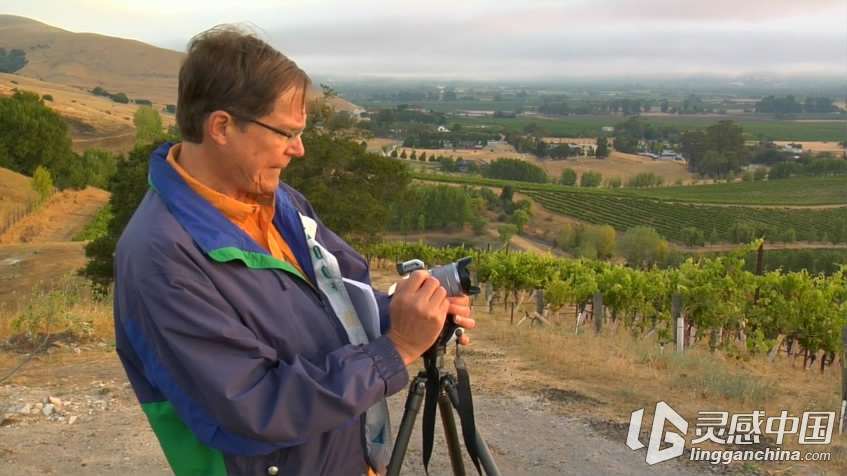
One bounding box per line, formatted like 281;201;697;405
0;188;110;244
0;334;750;476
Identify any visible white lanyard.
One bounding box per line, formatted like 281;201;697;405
298;213;393;474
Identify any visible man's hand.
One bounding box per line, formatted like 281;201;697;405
386;271;450;365
447;294;475;346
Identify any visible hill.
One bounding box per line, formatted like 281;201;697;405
0;14;361;113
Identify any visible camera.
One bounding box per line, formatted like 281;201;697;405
395;256;481;348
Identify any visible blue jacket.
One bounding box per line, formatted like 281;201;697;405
113;142;409;475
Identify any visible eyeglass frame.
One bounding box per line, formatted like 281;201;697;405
225;111;305;141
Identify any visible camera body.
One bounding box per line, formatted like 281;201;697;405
395;256;480;348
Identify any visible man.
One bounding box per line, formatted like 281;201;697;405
113;25;476;476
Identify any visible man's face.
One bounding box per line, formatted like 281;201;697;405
219;87;307;197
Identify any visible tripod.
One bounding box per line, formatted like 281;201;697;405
386;329;500;476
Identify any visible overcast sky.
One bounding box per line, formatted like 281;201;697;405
4;0;846;79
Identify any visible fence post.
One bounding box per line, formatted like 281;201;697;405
536;288;544;316
485;282;493;313
593;292;603;335
673;293;684;353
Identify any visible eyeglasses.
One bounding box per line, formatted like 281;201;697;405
226;112;304;141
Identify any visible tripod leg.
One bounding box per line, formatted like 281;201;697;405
387;373;427;476
438;391;467;476
443;377;501;476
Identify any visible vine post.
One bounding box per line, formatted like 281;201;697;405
672;293;684;353
593;292;603;335
536;288;544;316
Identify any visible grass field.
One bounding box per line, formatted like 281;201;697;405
452;115;846;142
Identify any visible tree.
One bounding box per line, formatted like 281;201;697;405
590;224;617;260
510;209;529;234
498;224;518;244
283;130;412;244
31;166;53;203
617;226;669;269
0;90;74;181
81;139;174;292
471;216;488;236
559;168;577;185
134;106;164;145
499;185;514;203
596;137;609;158
580;171;602;187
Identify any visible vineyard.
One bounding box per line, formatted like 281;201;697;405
412;173;847;206
521;189;847;244
357;240;847;372
622;176;847;206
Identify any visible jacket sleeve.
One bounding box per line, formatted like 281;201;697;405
126;268;409;453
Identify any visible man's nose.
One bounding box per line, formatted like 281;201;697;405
287;136;305;157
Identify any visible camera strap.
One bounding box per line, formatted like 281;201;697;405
455;349;482;476
421;343;482;476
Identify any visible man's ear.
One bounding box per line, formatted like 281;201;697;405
207;111;233;145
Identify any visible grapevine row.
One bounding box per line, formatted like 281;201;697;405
522;190;847;244
358;240;847;364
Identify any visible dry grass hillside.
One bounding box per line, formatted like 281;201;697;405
0;73;152;144
0;14;361;145
0;168;38;229
0;15;183;105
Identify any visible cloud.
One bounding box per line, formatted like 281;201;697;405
3;0;845;78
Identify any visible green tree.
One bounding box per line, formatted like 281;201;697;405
510;209;529;234
617;226;669;269
31;166;53;203
588;224;617;260
498;224;518;244
134;106;165;145
595;137;609;158
471;216;488;236
78;149;118;189
0;90;74;182
499;185;514;203
559;168;577;185
681;227;705;247
580;171;602;187
81;140;173;292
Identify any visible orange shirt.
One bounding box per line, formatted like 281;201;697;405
166;144;309;281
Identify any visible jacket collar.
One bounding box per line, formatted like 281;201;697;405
147;141;316;284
